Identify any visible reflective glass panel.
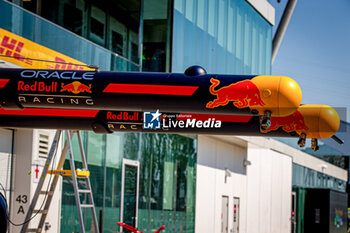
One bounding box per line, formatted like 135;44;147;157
122;165;138;231
172;0;273;75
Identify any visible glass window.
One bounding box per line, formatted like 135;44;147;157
172;0;273;75
89;4;106;44
109;0;140;64
142;0;172;72
0;0;140;71
59;131;197;233
244;5;253;74
63;2;83;35
292;163;346;192
87;132;106;166
39;0;141;65
103;133;123;233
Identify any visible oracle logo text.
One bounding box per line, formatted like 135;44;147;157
20;70;95;80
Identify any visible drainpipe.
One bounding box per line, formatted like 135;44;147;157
271;0;298;64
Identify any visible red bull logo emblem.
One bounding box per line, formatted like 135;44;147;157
61;81;92;94
261;110;309;133
206;78;265;109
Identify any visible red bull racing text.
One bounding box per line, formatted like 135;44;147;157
18;81;58;92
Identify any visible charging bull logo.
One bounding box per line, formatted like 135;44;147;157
261;110;309;133
206;78;265;109
61;81;92;94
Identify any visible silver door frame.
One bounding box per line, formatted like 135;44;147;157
291;191;296;233
120;159;140;232
233;197;240;233
222;195;229;233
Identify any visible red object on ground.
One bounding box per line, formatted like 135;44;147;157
117;222;143;233
117;222;165;233
154;225;165;233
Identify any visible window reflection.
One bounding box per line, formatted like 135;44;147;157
61;132;197;233
142;0;172;72
172;0;272;75
37;0;141;64
60;132;196;233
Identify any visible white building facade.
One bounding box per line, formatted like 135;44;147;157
0;129;347;233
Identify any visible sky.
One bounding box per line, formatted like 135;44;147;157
270;0;350;122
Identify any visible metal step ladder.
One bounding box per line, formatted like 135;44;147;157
21;130;100;233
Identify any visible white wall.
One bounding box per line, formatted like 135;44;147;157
241;136;347;181
246;143;292;233
9;129;33;233
196;136;248;233
0;128;13;204
246;0;275;25
8;129;62;233
196;136;293;233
